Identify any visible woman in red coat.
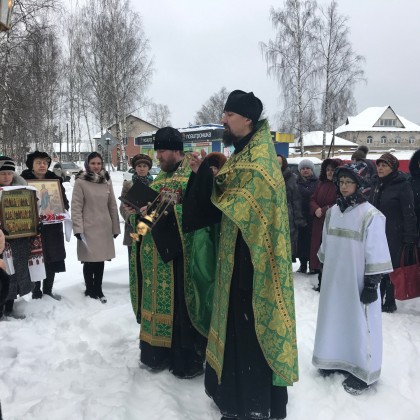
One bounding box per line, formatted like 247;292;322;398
309;158;342;290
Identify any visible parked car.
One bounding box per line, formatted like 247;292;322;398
287;157;322;177
53;162;81;181
122;166;160;182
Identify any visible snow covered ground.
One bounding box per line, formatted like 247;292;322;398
1;172;420;420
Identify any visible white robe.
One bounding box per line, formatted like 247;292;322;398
312;202;393;384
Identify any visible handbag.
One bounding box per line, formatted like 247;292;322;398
390;246;420;300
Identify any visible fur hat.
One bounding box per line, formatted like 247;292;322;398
131;153;152;170
153;127;184;151
25;151;52;170
0;156;15;172
223;90;263;125
204;152;227;170
319;158;343;182
376;153;399;172
298;159;315;172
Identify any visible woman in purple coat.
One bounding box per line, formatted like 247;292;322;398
309;158;342;290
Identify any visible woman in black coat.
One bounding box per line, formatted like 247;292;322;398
296;159;319;273
21;151;70;301
277;155;306;262
369;153;417;312
408;149;420;242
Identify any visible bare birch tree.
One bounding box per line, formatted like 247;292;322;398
72;0;152;169
317;1;365;158
261;0;319;156
0;0;60;163
147;103;171;128
195;87;229;125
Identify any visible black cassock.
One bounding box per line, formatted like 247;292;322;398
183;159;288;420
137;181;206;379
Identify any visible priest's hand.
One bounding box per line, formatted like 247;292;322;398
360;275;381;305
188;150;206;173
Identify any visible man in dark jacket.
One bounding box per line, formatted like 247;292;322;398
21;151;69;301
369;153;417;312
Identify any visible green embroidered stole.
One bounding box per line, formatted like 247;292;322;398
133;165;191;347
206;120;299;386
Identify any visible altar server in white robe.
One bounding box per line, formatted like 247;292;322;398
312;162;393;395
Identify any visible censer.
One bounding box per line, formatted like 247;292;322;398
131;153;192;240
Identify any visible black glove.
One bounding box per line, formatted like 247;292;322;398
113;234;119;238
360;275;381;305
74;233;82;241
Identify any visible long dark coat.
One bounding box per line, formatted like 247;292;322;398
20;169;69;273
309;158;341;270
309;180;337;270
408;149;420;242
296;173;318;261
283;167;306;258
369;171;417;268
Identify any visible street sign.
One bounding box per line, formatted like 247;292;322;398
97;131;118;150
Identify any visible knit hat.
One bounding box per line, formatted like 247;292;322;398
0;156;15;172
357;145;369;158
84;151;103;171
298;159;315;171
205;152;227;170
223;90;263;125
333;162;371;196
376;153;399;172
153;127;184;151
25;151;52;170
131;153;152;170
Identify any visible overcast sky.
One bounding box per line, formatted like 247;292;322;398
133;0;420;129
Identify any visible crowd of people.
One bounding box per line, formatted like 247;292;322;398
0;89;419;419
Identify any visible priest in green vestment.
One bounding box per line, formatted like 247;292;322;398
129;126;206;379
187;90;299;420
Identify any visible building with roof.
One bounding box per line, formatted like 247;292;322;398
290;131;357;157
335;106;420;151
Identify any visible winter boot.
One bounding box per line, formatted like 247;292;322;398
32;281;43;299
297;260;308;274
342;374;370;395
83;263;97;299
43;274;61;301
93;262;106;303
313;272;322;292
93;277;107;304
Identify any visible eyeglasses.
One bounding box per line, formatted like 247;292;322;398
339;180;356;186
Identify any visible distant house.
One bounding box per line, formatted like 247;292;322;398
291;131;357;157
336;106;420;151
93;115;159;167
52;142;92;162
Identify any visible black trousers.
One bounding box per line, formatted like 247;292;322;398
83;262;105;297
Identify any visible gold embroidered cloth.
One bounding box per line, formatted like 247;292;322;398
206;120;299;386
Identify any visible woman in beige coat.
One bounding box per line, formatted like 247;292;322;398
71;152;120;303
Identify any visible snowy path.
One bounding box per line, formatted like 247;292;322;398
1;172;419;420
